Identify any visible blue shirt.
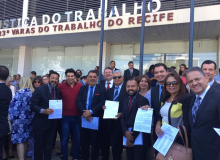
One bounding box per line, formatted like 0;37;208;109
86;85;96;114
47;83;56;99
12;80;19;91
114;82;123;99
158;84;164;101
208;80;214;86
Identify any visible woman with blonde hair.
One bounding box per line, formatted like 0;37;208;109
9;76;34;160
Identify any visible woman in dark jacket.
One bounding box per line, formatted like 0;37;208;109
155;72;192;145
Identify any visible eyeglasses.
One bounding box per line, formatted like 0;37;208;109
166;81;178;86
113;76;122;79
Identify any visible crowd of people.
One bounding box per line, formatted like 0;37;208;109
0;59;220;160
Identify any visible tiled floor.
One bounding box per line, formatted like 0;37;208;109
6;139;155;160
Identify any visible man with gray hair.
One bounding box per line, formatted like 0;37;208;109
186;67;220;160
103;69;128;160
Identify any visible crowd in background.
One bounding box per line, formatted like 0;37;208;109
0;59;220;160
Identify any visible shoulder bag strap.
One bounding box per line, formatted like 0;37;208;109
182;126;189;148
177;127;186;146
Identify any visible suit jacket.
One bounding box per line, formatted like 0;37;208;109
76;84;105;118
189;86;220;160
31;84;61;130
100;80;115;93
106;83;128;113
121;94;150;146
0;83;12;137
123;68;139;83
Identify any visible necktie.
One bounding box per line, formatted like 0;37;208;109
51;88;55;100
192;97;201;123
128;97;133;113
159;85;164;102
88;87;94;110
113;87;119;101
106;82;110;91
130;70;133;77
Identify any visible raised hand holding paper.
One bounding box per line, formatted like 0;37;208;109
103;100;119;119
134;108;153;133
48;100;62;119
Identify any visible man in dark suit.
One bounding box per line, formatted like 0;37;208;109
121;79;150;160
31;71;61;160
76;70;105;160
186;67;220;160
151;63;168;143
0;66;11;160
103;70;128;160
124;61;139;83
110;61;119;73
201;60;220;89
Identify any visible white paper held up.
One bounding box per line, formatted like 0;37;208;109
81;117;99;130
48;100;62;119
103;100;119;119
214;128;220;136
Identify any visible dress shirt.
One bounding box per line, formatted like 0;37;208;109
47;83;56;99
158;84;164;101
114;82;123;98
105;79;114;89
113;68;116;72
196;85;210;104
129;68;133;75
208;80;214;86
86;85;96;114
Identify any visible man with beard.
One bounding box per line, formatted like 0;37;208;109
76;70;105;160
121;79;150;160
31;71;61;160
151;63;168;146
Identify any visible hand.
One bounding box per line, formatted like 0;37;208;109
83;110;91;118
115;113;122;119
86;116;93;122
125;131;134;141
42;109;54;115
141;105;151;110
102;105;106;110
126;140;134;147
155;121;164;137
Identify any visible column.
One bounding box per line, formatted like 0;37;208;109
218;36;220;73
97;42;111;73
17;46;32;76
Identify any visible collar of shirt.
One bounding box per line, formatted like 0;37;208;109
196;85;210;103
129;68;133;73
208;80;214;86
66;81;77;86
47;83;54;93
105;79;114;88
86;85;96;108
114;82;123;93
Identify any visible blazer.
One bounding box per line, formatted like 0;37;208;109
151;84;161;141
159;94;192;145
106;83;128;113
31;84;61;130
121;94;150;146
100;80;115;93
76;84;105;118
0;83;12;137
189;86;220;160
123;68;139;83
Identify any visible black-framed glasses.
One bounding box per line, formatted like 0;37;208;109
113;76;122;79
166;81;178;86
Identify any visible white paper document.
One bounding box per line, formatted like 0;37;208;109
48;100;62;119
153;123;179;156
134;108;153;133
123;127;143;146
103;100;119;119
214;128;220;136
81;117;99;130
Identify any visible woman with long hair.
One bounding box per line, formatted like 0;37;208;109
179;64;187;85
9;76;34;160
32;76;43;89
155;72;192;145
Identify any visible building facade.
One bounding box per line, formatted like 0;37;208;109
0;0;220;79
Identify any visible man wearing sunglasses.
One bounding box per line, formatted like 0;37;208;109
103;70;128;160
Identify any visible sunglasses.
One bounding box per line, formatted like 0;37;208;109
166;81;178;86
113;76;122;79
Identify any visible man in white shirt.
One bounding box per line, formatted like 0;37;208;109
186;67;220;160
110;61;119;73
201;60;220;89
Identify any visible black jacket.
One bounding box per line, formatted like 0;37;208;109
123;68;139;83
189;86;220;160
121;94;150;146
31;84;61;130
76;84;105;118
0;83;12;137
